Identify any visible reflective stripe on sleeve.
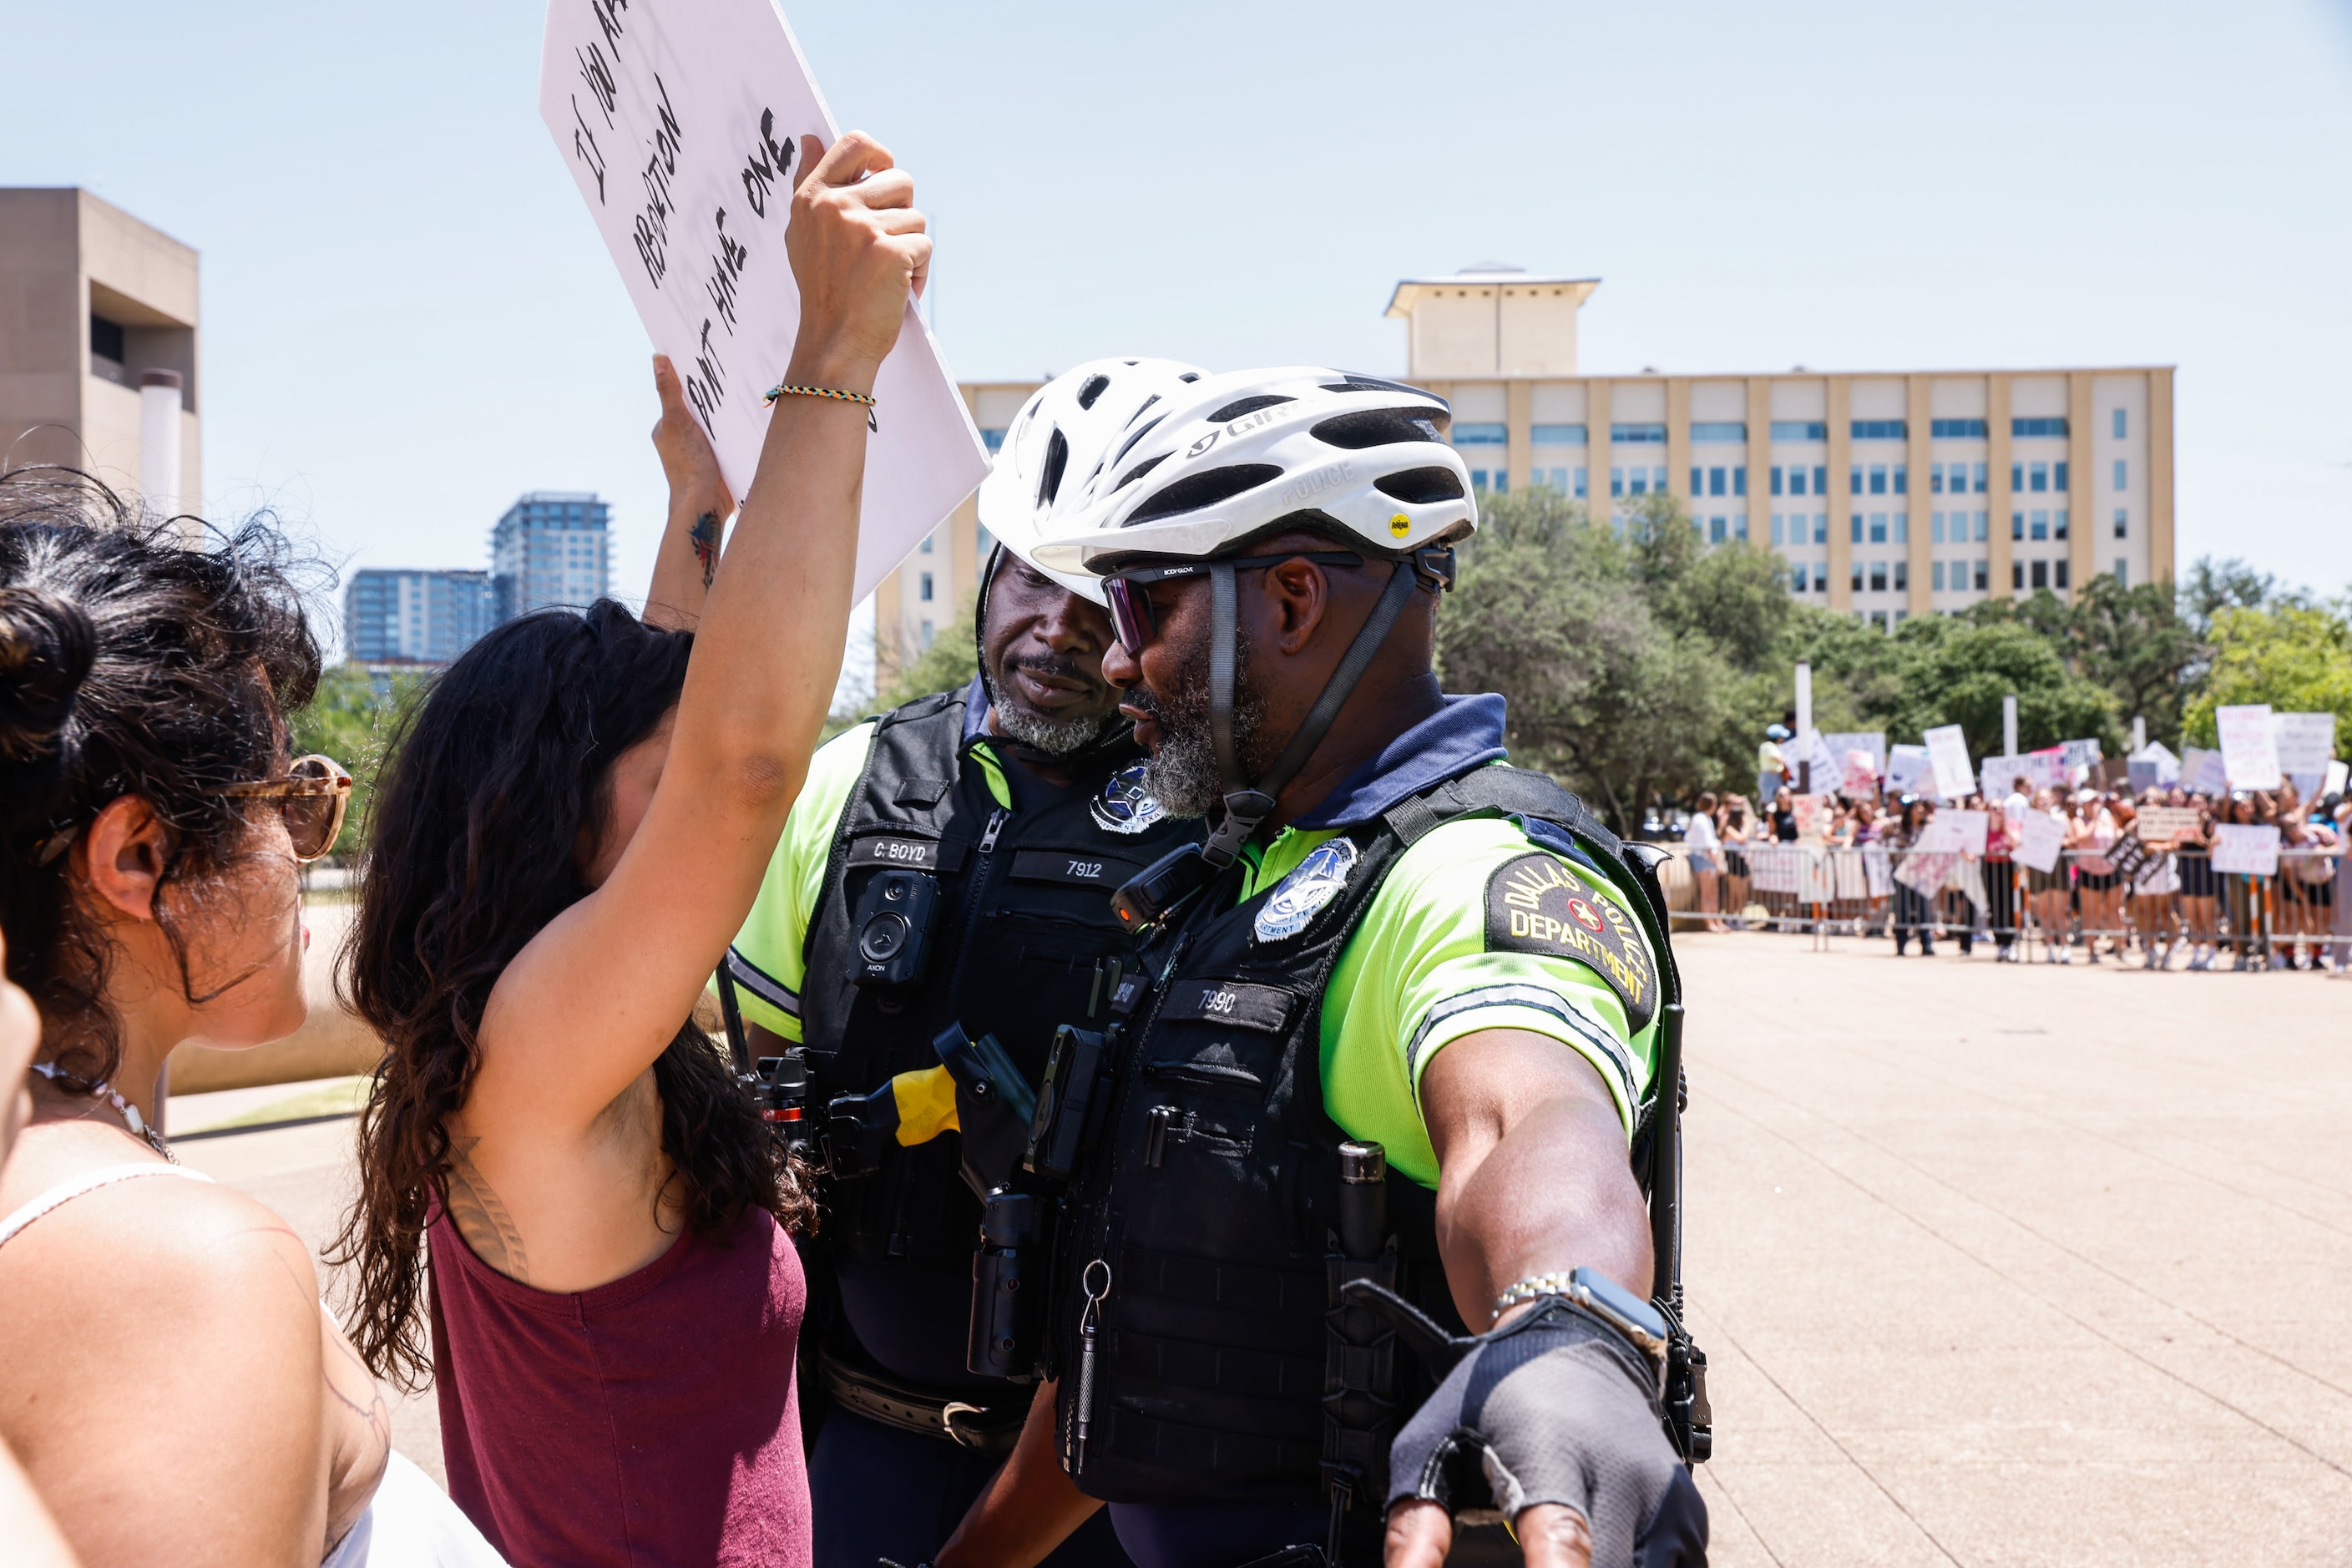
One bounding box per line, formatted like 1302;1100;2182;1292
724;948;800;1021
1403;982;1641;1127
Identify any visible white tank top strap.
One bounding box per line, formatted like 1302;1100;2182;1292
0;1163;216;1252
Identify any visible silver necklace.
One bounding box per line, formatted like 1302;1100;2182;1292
30;1063;176;1163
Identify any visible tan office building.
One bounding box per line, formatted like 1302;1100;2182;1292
874;267;2174;670
0;188;202;520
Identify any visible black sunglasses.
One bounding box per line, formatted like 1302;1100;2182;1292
1102;551;1365;655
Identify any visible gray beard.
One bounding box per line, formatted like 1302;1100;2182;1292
990;696;1107;756
1134;626;1272;819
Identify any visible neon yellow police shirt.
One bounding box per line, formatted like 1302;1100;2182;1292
1237;812;1661;1189
725;721;1012;1039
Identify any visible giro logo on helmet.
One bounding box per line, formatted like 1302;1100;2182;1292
1187;431;1219;458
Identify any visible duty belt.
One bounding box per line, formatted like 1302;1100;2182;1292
817;1346;1029;1457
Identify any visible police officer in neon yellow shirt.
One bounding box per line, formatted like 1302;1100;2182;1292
937;369;1709;1568
724;362;1208;1568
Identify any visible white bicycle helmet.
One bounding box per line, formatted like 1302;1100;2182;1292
976;357;1208;602
1030;367;1475;574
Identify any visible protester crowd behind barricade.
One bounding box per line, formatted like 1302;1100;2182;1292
1667;771;2349;974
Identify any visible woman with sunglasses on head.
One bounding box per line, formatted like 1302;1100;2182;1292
0;471;504;1567
334;134;925;1567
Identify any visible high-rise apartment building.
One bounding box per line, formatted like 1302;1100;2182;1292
343;568;495;665
491;491;610;622
0;189;201;524
873;269;2176;668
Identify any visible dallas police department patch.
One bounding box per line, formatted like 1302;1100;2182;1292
1092;761;1168;835
1254;838;1360;943
1485;853;1657;1033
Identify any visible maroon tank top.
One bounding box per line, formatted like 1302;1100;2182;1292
427;1201;809;1566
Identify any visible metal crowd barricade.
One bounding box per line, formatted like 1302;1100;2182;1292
1661;841;2348;969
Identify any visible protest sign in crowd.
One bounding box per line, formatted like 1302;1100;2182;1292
1696;715;2349;971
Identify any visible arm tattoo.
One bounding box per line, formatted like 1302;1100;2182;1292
690;509;721;589
446;1138;531;1285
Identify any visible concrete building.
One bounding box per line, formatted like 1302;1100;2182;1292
491;491;610;622
342;568;495;665
872;268;2176;667
0;188;202;524
1384;266;2175;630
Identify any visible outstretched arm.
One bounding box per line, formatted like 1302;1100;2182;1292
476;130;928;1135
1390;1029;1656;1568
641;352;736;632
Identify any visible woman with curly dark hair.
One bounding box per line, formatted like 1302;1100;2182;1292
332;132;927;1566
0;471;503;1566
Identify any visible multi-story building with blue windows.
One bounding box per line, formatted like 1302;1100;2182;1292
491;492;612;623
342;569;495;665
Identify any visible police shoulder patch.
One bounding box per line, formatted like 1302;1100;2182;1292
1485;852;1657;1033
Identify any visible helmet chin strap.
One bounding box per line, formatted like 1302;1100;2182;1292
1198;547;1439;869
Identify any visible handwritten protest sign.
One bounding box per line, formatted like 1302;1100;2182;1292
1790;730;1841;795
2215;705;2281;791
2133;806;2200;846
2210;824;2280;876
2015;811;2066;873
1922;725;1975;801
539;0;988;600
2057;738;2104;776
2103;827;2151;887
1823;731;1886;778
1792;793;1834;840
1840;751;1879;798
1895;848;1957;896
1942;809;1989;857
2272;712;2337;798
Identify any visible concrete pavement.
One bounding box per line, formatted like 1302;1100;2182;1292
178;924;2352;1564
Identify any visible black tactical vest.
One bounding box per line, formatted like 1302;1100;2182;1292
801;690;1197;1276
1045;765;1650;1508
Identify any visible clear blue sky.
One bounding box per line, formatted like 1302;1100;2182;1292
7;1;2349;640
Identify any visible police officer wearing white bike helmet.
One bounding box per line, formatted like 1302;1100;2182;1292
935;369;1709;1568
719;360;1211;1568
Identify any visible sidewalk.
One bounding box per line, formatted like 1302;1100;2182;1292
180;928;2352;1562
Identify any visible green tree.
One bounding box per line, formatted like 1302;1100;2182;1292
2180;555;2281;638
1436;489;1742;829
877;599;979;711
2181;601;2352;747
2063;574;2200;747
288;662;428;857
1875;615;2120;760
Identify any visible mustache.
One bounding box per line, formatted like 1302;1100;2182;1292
1003;651;1100;687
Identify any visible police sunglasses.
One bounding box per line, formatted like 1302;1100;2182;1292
216;754;354;862
1102;551;1366;656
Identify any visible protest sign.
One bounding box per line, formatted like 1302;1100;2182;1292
2015;811;2065;873
1840;751;1879;798
539;0;988;601
1941;808;1990;857
1790;730;1842;795
1977;753;2035;802
2057;737;2104;775
1823;731;1887;778
1895;849;1957;897
2329;759;2349;800
2215;705;2281;791
1914;817;1965;855
2179;746;2228;797
1792;793;1834;840
2103;827;2151;887
2133;806;2201;845
2210;824;2280;876
2272;712;2337;797
1888;744;1931;795
1922;725;1975;801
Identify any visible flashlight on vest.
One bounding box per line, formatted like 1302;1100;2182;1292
968;1188;1042;1381
754;1050;812;1159
1338;1141;1387;1262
